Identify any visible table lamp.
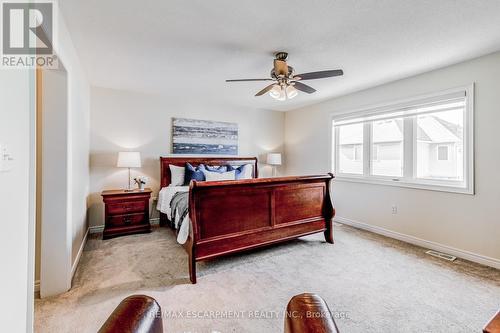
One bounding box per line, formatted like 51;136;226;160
117;152;141;191
267;153;282;177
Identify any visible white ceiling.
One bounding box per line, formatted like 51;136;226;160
60;0;500;112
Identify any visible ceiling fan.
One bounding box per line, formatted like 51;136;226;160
226;52;343;101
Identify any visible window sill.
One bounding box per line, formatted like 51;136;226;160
334;175;474;195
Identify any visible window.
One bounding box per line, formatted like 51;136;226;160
371;118;404;177
372;145;379;161
354;145;362;161
332;86;474;194
337;123;363;174
437;146;449;161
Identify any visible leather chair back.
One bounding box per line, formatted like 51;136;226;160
98;295;163;333
284;293;339;333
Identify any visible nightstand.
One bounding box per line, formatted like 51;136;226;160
101;188;152;239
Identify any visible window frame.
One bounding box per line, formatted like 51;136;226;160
330;85;474;195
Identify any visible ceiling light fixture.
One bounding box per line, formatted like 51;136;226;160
269;83;298;101
226;52;344;101
286;85;298;99
269;84;282;99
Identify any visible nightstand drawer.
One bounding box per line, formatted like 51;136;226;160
108;201;146;215
108;213;145;227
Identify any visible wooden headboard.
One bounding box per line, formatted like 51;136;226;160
160;156;258;188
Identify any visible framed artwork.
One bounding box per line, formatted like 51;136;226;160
172;118;238;155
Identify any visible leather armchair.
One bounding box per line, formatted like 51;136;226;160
98;295;163;333
284;293;339;333
484;311;500;333
99;293;340;333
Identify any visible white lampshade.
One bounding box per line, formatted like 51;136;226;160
286;85;298;99
269;84;281;99
267;153;282;166
117;152;141;168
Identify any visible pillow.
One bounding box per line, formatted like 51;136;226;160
203;170;236;181
169;165;185;186
202;164;228;173
227;164;253;180
184;163;206;185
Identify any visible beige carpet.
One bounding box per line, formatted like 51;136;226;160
35;224;500;332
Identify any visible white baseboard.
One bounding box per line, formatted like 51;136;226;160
89;218;160;234
89;225;104;234
71;227;89;280
35;227;90;295
335;216;500;270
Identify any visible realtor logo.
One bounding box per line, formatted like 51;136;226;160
1;1;57;68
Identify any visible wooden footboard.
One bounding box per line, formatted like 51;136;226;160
158;156;335;284
187;174;335;283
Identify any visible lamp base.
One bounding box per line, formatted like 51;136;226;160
124;168;134;192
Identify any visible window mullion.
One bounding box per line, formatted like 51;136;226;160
403;117;414;179
363;122;371;176
334;126;339;173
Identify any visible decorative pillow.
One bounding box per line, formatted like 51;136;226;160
169;165;186;186
184;163;206;185
203;170;236;181
227;164;253;180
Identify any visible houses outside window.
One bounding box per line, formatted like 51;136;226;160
371;118;404;177
437;145;449;161
354;145;362;161
332;86;474;194
416;108;463;181
337;123;363;175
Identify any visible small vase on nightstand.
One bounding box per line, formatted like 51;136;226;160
134;176;148;191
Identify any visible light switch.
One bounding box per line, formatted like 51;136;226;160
0;144;14;172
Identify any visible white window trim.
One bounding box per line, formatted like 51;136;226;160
330;84;475;195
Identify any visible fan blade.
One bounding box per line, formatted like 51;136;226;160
255;84;276;96
226;78;273;82
294;69;343;81
293;82;316;94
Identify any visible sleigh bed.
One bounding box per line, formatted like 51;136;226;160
159;156;335;283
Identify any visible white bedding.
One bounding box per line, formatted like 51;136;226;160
157;186;190;244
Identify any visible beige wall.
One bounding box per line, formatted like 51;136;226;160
39;66;71;297
285;51;500;263
57;12;91;267
35;9;90;295
0;69;34;331
89;86;285;227
35;70;42;288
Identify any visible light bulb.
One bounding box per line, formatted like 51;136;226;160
286;85;298;99
269;85;282;99
277;87;286;101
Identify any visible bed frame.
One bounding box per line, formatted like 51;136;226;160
159;156;335;283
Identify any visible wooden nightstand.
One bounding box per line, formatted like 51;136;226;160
101;188;152;239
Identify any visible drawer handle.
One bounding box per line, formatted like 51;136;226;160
124;217;132;224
